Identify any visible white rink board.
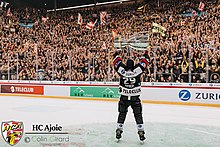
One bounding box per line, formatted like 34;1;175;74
44;85;69;96
0;81;219;106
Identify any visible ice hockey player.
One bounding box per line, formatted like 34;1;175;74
113;50;150;143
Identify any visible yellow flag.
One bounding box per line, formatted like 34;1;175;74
152;23;166;37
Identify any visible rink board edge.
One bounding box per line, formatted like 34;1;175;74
1;93;220;108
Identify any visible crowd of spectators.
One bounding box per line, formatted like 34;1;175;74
0;0;219;83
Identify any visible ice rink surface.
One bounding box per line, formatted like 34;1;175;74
0;95;220;147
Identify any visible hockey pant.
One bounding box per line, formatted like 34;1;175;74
117;95;143;125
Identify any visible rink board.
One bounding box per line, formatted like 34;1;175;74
0;81;219;107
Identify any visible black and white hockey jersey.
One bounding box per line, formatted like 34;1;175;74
113;52;150;96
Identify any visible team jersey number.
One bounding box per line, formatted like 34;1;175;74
123;77;136;85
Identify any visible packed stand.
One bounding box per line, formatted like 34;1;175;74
0;0;219;83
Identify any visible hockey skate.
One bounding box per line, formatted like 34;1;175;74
138;131;146;145
115;128;123;142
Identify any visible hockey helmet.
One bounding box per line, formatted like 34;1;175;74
126;59;134;70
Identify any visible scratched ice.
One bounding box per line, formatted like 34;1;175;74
0;96;220;147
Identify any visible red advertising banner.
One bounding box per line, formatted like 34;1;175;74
1;85;44;95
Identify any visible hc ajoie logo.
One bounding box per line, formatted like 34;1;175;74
179;90;191;101
1;121;24;146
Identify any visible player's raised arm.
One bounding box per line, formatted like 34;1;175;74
113;51;126;76
130;51;150;77
113;51;122;69
138;51;150;70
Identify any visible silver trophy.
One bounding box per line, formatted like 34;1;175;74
114;31;151;55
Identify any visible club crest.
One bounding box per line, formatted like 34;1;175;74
1;121;24;146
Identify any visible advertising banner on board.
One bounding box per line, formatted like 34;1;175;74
141;87;220;104
70;86;120;98
1;85;44;95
